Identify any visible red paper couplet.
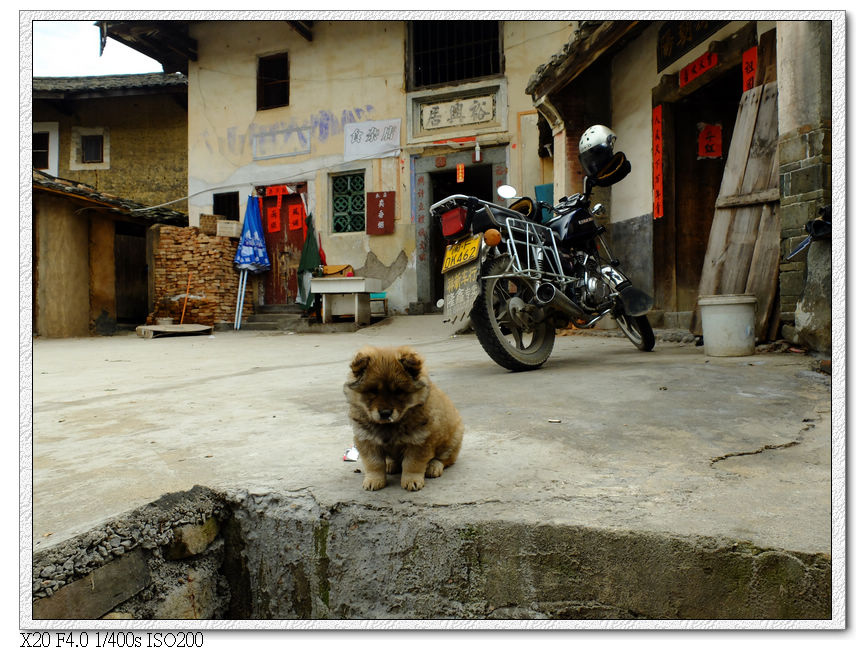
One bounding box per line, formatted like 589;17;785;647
456;163;465;183
267;206;280;233
288;203;304;231
652;104;664;220
679;51;718;87
742;46;758;92
697;123;723;159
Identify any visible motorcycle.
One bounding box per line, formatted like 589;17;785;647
430;125;654;371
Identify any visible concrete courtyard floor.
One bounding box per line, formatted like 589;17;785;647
29;314;833;561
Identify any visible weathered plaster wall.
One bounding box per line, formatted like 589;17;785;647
186;20;576;313
609;21;776;224
34;194;91;338
34;94;188;211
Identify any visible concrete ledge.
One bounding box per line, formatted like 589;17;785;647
222;490;831;620
32;486;831;620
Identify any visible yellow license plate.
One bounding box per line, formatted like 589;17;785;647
442;234;482;273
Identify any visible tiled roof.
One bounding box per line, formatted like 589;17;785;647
32;72;187;95
33;170;188;226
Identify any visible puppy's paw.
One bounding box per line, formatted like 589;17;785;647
385;457;400;474
362;475;387;491
401;473;425;491
425;459;444;478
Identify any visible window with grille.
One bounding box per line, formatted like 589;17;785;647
81;134;104;163
332;173;366;233
409;21;502;90
33;131;50;169
257;52;290;110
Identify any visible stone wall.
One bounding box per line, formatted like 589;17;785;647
776;21;832;353
148;226;252;327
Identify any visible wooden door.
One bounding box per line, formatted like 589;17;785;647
672;68;740;311
261;188;307;305
114;221;148;323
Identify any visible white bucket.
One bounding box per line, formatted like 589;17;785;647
698;294;757;357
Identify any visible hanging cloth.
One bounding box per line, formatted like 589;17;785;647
296;212;323;310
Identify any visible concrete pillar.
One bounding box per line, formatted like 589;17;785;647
776;21;832;353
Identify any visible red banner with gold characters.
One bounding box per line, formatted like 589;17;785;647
652;104;663;220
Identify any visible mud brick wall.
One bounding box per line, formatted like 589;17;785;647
149;225;252;327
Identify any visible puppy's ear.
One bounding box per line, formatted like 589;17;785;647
350;349;372;377
398;347;424;379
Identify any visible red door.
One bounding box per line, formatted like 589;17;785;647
261;185;307;304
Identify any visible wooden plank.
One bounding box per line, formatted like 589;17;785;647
33;550;150;620
716;187;780;209
739;82;779;196
745;203;781;341
718;85;764;198
690;83;775;335
718;204;763;295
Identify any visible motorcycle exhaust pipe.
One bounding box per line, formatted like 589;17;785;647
535;282;586;321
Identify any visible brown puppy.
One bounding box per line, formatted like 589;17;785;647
344;345;463;491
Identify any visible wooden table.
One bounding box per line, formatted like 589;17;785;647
310;277;383;325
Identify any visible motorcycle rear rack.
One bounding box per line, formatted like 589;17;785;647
503;217;571;284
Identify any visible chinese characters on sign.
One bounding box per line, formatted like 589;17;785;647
679;51;718;87
366;191;395;236
421;95;495;131
697;123;723;159
656;20;726;72
344;119;401;162
456;163;465;183
652;105;664;220
742;46;758;92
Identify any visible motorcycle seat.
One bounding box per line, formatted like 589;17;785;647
507;197;540;223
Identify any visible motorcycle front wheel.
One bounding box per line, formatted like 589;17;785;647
470;255;556;371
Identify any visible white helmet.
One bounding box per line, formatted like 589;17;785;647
578;125;617;177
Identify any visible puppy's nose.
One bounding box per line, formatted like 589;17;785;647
378;408;393;421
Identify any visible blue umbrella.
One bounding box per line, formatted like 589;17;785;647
233;196;271;329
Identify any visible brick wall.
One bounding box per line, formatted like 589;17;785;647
148;226;252;327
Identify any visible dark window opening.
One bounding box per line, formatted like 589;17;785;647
410;21;502;89
257;53;290;110
33;131;50;169
213;191;240;221
81;135;104;163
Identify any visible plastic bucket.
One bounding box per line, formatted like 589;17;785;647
697;294;757;357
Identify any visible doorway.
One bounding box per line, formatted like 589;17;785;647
670;66;740;312
428;164;493;304
114;220;148;325
259;184;308;306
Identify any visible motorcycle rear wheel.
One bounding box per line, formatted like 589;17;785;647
615;313;655;351
470;255;556;371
